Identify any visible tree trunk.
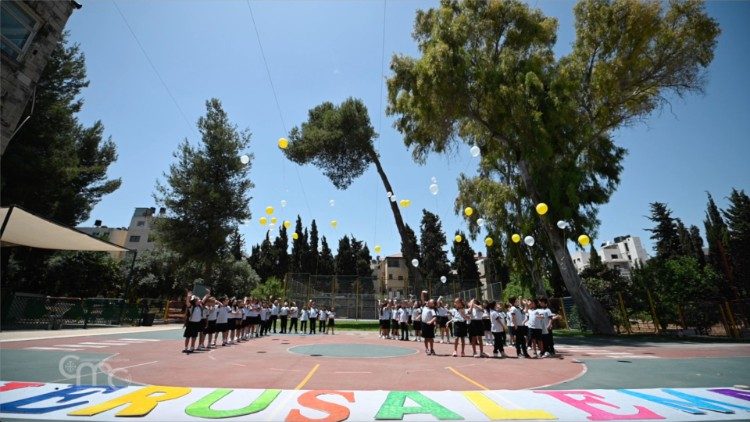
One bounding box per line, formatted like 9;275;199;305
370;151;424;297
517;159;615;335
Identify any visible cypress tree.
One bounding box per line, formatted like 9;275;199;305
723;189;750;297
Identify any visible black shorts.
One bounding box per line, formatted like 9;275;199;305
391;319;398;328
328;319;335;326
437;316;448;328
184;320;201;338
509;326;517;336
482;319;491;332
469;320;484;337
530;328;543;341
452;321;467;338
421;323;435;339
412;320;421;331
379;319;390;329
227;318;236;330
206;320;217;334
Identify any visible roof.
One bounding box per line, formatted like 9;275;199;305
1;206;130;252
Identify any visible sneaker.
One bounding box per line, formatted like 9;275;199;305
542;352;551;358
493;352;498;358
425;350;430;355
472;354;479;358
182;348;189;353
452;352;458;357
480;353;490;358
430;350;436;356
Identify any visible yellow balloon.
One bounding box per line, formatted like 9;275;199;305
278;137;289;149
511;233;521;243
455;234;463;243
265;206;274;215
330;220;338;228
292;232;299;240
374;245;382;254
259;217;268;226
464;207;474;216
270;217;277;224
536;203;549;215
283;220;292;229
485;237;494;247
578;234;591;246
399;199;411;208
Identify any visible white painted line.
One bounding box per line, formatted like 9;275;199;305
230;363;246;367
79;342;128;346
334;371;372;374
25;347;84;351
118;338;160;342
56;344;107;349
107;360;159;371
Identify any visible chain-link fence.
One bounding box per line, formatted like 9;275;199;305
1;292;167;329
283;274;379;319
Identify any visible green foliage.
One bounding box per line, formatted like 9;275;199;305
704;193;734;298
1;35;121;226
318;236;335;275
647;202;681;260
386;0;718;334
251;276;284;301
155;98;253;278
723;189;750;297
451;230;480;291
419;210;450;288
335;236;356;275
213;258;260;298
44;252;123;297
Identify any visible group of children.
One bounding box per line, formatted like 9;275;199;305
182;290;337;354
378;292;560;358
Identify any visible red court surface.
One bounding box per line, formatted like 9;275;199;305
3;328;750;391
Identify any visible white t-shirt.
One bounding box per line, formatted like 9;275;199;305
539;308;554;334
399;308;409;323
412;307;421;321
490;310;505;333
290;306;299;318
320;310;328;320
207;306;218;321
421;307;436;325
248;305;259;317
188;306;203;322
260;308;269;321
310;308;318;318
509;306;524;327
280;306;289;316
328;311;335;320
437;306;448;317
271;304;279;316
216;305;229;324
470;306;483;320
300;309;309;321
450;308;466;322
527;309;540;329
381;307;391;320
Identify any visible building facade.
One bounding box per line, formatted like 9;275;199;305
77;207;165;259
76;225;129;260
1;0;80;155
571;235;650;278
373;253;410;298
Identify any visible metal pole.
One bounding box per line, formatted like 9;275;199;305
618;292;631;334
645;289;660;334
119;250;138;325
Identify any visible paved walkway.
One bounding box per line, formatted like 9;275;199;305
0;324;179;342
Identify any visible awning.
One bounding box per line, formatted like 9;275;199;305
0;206;130;252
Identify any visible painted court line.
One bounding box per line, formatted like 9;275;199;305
55;344;107;349
117;338;160;342
25;346;84;351
78;342;128;346
334;371;372;374
447;366;489;391
294;364;320;390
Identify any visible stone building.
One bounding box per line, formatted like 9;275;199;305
1;0;80;155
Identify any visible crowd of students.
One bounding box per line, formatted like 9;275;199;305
182;289;337;354
377;291;561;358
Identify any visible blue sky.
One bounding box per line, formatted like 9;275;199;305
68;0;749;258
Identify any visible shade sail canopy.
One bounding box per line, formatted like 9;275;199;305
0;206;130;252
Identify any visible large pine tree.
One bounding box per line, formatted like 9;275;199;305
451;230;480;293
318;236;335;276
155;99;253;280
419;210;450;292
704;193;734;297
723;189;750;297
646;202;680;260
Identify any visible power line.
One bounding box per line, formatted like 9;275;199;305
112;1;195;136
245;0;312;217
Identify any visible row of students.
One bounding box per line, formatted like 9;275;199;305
182;293;338;353
377;293;560;359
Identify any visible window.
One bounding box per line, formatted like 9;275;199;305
397;275;404;281
624;243;630;252
136;221;145;227
388;274;393;280
129;235;141;243
387;258;400;268
1;1;41;61
611;254;618;260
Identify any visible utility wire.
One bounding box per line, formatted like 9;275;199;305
113;1;195;136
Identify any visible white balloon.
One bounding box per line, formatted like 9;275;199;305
390;196;397;203
329;199;335;207
431;176;437;183
470;145;481;157
440;276;447;284
477;218;485;227
240;154;250;164
429;183;439;195
280;200;287;208
411;258;419;267
524;236;535;247
386;191;393;198
557;220;568;229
